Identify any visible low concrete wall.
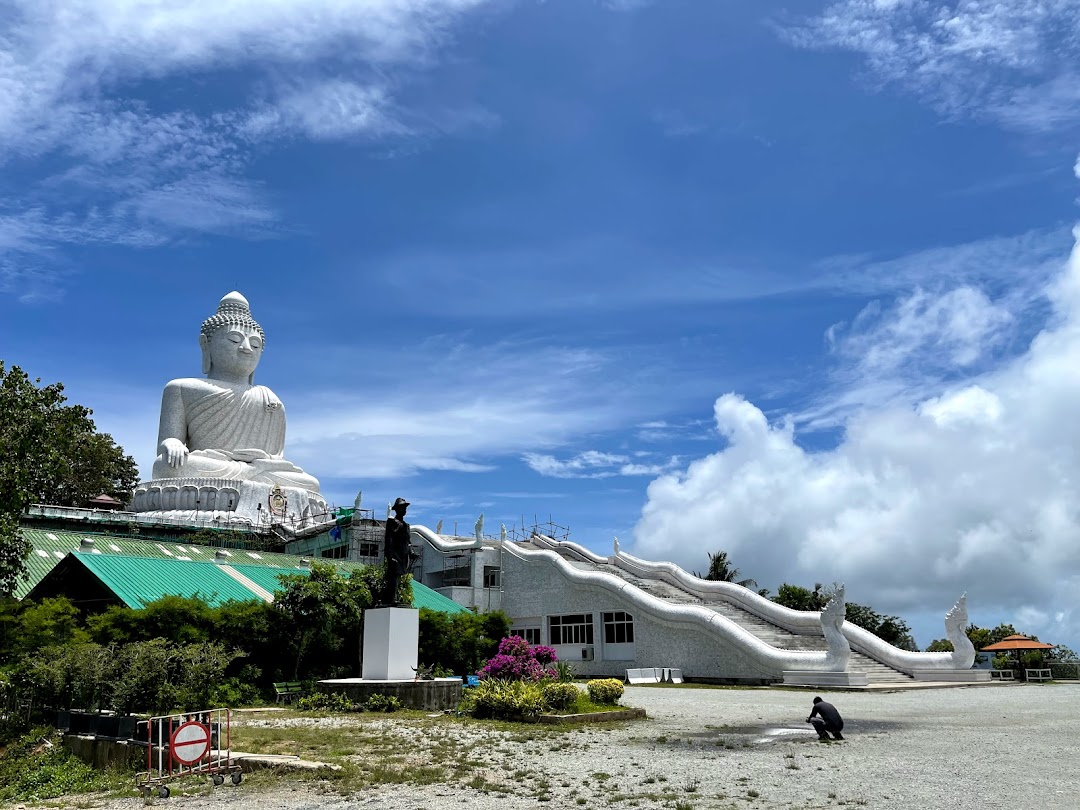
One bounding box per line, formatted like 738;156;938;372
62;735;148;770
317;678;462;711
538;708;647;725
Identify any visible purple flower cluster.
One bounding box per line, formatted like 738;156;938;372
478;636;560;681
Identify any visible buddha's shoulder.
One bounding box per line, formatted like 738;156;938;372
162;378;236;396
248;384;283;402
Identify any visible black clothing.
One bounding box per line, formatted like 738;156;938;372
381;515;411;606
808;701;844;740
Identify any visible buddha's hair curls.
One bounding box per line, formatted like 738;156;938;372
200;296;265;345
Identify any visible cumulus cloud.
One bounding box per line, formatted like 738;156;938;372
633;228;1080;647
780;0;1080;130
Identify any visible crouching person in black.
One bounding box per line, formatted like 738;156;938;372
807;696;844;740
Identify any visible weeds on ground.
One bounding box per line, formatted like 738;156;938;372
0;728;132;803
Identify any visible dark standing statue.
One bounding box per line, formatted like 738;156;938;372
382;497;412;607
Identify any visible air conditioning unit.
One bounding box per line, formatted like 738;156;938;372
581;646;595;661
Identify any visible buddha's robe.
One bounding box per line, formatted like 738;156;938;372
151;379;320;493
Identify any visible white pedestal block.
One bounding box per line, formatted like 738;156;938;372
911;669;992;682
782;671;870;687
362;607;419;681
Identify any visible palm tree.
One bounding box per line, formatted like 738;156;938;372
695;551;758;589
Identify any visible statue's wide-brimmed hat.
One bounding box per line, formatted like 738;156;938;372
392;497;410;509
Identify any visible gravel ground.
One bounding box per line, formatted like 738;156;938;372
91;684;1078;810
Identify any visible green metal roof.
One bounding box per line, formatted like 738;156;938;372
17;528;334;598
411;582;473;614
62;553;263;608
19;528;469;614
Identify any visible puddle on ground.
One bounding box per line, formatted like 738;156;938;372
686;720;900;745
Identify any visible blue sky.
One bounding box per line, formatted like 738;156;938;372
4;0;1080;651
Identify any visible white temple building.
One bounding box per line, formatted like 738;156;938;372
285;509;986;687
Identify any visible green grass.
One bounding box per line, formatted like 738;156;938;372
629;682;760;690
567;696;629;714
0;728;133;804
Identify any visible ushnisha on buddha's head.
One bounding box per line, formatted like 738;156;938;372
199;291;266;384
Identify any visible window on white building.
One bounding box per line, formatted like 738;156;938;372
549;613;594;645
483;566;501;588
602;611;635;644
320;544;348;559
356;539;380;557
512;627;541;644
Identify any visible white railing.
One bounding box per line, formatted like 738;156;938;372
596;545;972;674
411;524;483;552
500;541;849;673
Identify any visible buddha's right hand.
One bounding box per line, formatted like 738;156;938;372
160;438;190;468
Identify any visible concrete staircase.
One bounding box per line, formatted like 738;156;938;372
534;544;912;684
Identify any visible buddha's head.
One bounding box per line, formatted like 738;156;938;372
199;292;266;383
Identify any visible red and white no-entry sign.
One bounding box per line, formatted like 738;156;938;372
170;721;211;765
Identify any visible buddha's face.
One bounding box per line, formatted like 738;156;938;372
203;324;263;381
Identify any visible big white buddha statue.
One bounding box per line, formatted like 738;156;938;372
132;292;325;524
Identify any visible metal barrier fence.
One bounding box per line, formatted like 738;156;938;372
135;708;241;799
1050;661;1080;680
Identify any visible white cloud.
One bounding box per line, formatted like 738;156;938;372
242;81;410;142
819;227;1069;298
251;338;677;481
841;287;1014;372
633;227;1080;649
0;0;495;298
122;174;278;234
524;451;630;478
524;449;681;479
799;230;1065;429
780;0;1080;130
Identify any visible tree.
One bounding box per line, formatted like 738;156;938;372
1049;644;1078;661
0;363;139;594
273;563;373;679
843;602;916;650
772;582;916;649
696;551;758;589
418;608;510;676
772;583;827;612
929;623;1020;662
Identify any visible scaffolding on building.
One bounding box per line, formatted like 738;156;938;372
348;509;383;563
506;516;571;543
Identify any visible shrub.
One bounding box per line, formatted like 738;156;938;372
365;693;402;712
532;645;557;665
463;678;546;721
296;692;360;712
0;728;113;803
478;636;558;681
586;678;624;705
208;665;265;707
418;609;510;677
542;682;581;712
553;660;576;683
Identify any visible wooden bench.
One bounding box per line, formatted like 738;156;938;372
1025;668;1052;682
273;681;305;703
990;669;1015;680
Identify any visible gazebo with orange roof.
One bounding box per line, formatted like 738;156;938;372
980;634;1055;681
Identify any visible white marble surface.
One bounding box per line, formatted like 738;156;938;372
133;291;324;525
362;607;419;681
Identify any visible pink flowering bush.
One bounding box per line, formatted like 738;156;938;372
478;636;559;681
